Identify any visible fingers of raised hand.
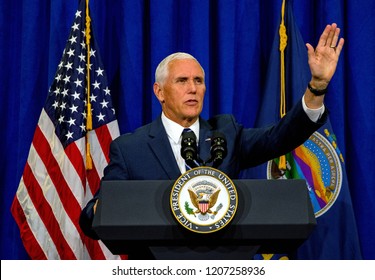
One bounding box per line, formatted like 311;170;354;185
318;23;344;54
318;24;338;46
328;24;340;47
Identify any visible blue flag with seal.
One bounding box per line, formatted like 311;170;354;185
242;0;362;260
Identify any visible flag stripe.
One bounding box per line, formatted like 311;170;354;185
91;124;113;163
65;141;87;192
107;120;121;140
25;138;84;258
86;131;108;196
21;163;77;259
15;175;60;259
82;235;106;260
33;125;83;228
86;162;101;201
84;121;120;198
11;194;48;260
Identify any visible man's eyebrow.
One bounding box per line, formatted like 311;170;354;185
173;75;204;81
174;76;188;81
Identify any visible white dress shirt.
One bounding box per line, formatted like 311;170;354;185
302;96;325;122
161;112;200;173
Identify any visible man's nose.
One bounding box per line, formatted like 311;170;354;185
187;79;197;93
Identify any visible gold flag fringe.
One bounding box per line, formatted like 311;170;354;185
278;0;288;171
85;0;93;170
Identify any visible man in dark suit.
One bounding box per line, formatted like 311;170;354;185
80;23;344;243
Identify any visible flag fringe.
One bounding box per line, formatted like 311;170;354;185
85;0;92;170
278;0;288;171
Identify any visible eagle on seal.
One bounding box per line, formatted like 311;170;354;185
188;188;221;215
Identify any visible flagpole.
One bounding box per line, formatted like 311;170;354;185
279;0;287;119
85;0;93;169
278;0;288;171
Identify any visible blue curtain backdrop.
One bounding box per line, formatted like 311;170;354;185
1;0;374;259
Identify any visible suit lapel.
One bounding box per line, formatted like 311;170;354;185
148;117;181;179
199;118;213;164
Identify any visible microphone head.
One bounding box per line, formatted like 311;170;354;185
181;130;198;161
210;131;227;168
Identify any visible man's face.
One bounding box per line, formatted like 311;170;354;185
154;59;206;127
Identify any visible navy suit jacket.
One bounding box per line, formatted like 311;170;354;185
80;98;327;239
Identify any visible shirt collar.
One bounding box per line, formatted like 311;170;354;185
161;112;200;144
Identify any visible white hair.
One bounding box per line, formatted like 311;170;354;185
155;52;205;85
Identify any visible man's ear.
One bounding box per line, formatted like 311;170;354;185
153;82;164;103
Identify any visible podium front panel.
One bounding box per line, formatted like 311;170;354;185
93;179;316;254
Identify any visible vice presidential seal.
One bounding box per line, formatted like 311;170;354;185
170;166;238;233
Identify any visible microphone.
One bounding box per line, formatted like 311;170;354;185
210;131;227;168
181;129;199;168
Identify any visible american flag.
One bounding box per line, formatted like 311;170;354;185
11;0;121;259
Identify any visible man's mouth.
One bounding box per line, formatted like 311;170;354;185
185;99;198;105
